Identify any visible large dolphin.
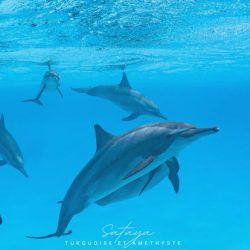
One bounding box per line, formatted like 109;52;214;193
0;114;28;178
26;122;219;239
96;157;179;206
22;61;63;106
72;72;167;121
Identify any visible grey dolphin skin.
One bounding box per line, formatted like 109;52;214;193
96;157;179;206
72;72;167;121
22;61;63;106
0;114;28;178
26;121;218;239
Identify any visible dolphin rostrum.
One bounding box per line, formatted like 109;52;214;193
26;122;219;239
72;72;167;121
96;157;179;206
22;61;63;106
0;114;28;178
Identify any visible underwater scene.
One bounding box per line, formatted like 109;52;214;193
0;0;250;249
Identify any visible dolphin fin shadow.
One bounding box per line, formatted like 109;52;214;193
123;156;155;180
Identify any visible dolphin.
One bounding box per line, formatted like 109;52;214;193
72;72;167;121
0;215;2;225
96;157;179;206
26;122;219;239
0;114;28;178
22;61;63;106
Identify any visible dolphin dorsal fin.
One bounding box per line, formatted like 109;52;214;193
0;114;5;129
119;72;131;89
94;125;115;152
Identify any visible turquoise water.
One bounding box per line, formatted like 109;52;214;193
0;1;250;250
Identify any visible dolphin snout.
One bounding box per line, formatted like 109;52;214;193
180;127;220;138
199;127;220;134
154;112;167;120
18;167;29;178
159;114;167;120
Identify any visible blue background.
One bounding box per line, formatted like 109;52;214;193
0;0;250;249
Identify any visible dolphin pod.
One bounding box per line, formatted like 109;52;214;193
22;61;63;106
1;64;219;238
26;122;219;239
72;72;167;121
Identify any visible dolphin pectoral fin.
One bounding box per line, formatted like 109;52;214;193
122;113;140;121
0;160;7;166
123;156;155;180
57;88;63;99
57;200;63;204
166;157;180;193
26;230;72;239
139;168;158;196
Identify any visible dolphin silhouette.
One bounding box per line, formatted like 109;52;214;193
26;122;219;239
72;72;166;121
22;61;63;106
96;157;179;206
0;114;28;178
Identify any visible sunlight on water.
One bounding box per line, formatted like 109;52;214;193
0;0;250;74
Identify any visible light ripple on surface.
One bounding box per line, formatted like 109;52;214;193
0;0;249;74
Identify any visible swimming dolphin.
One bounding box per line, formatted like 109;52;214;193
96;157;179;206
0;114;28;178
72;72;167;121
0;215;2;225
22;61;63;106
26;122;219;239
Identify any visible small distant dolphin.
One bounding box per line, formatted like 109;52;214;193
72;72;166;121
22;61;63;106
26;121;218;239
0;114;28;177
0;215;2;225
96;157;179;206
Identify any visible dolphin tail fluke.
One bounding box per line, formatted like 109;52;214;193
22;98;43;106
26;230;72;239
71;87;91;94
